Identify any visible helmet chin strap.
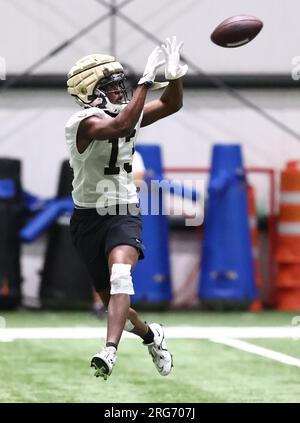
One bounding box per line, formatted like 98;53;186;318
91;89;127;115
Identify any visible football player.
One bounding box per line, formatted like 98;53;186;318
66;36;188;380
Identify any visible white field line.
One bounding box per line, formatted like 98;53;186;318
1;326;300;368
0;326;300;341
210;337;300;368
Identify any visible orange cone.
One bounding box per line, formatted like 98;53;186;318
276;161;300;311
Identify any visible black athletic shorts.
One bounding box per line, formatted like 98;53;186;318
70;204;145;292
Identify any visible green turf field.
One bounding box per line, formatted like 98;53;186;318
0;311;300;403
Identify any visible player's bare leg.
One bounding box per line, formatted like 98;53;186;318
96;278;173;377
97;290;148;338
106;244;139;346
91;244;139;380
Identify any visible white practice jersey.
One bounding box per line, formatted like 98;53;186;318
65;107;142;208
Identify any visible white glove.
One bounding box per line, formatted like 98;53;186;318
161;36;188;80
138;46;169;90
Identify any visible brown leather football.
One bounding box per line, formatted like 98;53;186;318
211;15;263;48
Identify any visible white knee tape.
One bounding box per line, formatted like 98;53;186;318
110;264;135;295
124;319;135;332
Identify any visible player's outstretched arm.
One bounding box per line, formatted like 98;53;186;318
78;46;165;144
141;79;183;127
141;36;188;128
79;85;149;143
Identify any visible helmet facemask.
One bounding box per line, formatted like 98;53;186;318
91;72;131;115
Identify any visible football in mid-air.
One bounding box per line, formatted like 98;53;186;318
211;15;263;48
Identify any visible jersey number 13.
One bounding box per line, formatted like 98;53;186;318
104;130;136;175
